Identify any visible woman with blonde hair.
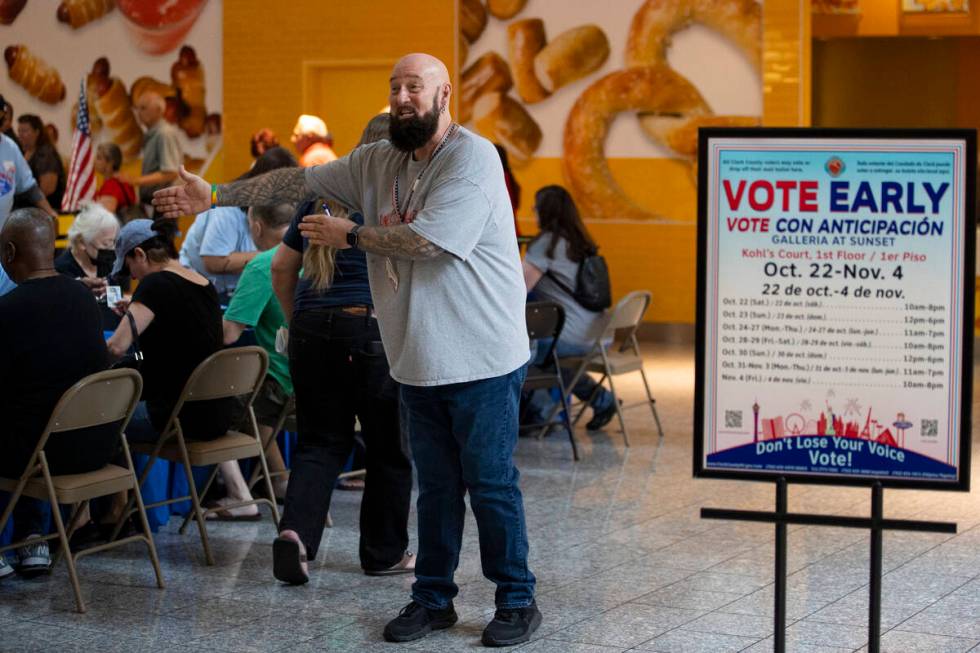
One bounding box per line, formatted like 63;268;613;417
301;113;391;290
268;112;414;584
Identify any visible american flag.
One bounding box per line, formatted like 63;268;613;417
61;78;95;212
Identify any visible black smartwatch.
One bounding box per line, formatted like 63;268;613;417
346;224;362;249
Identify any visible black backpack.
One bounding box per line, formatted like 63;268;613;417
546;249;612;312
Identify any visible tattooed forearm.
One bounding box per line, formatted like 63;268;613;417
359;225;444;260
217;168;310;206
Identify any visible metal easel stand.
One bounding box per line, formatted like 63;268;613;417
701;478;957;653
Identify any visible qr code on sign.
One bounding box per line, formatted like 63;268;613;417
921;419;938;437
725;410;743;429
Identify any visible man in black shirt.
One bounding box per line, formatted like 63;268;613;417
0;208;113;578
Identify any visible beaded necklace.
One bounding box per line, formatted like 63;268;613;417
390;122;459;223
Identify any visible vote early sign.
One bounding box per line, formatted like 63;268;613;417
694;128;975;490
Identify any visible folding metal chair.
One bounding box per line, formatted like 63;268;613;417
521;301;579;461
561;290;664;447
0;369;164;613
114;346;281;565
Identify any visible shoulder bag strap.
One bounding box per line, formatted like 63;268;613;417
125;310;144;364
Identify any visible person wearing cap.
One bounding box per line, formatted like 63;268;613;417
0;207;113;579
291;114;337;167
107;219;234;448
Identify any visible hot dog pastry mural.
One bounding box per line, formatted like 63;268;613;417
460;0;763;223
2;0;221;174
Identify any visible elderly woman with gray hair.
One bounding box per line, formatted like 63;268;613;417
54;202;123;327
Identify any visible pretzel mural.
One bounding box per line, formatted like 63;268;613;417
626;0;762;159
563;66;708;222
457;0;763;220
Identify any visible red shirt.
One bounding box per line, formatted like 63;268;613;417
95;177;136;209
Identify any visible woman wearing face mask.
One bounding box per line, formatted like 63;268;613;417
54;202;122;328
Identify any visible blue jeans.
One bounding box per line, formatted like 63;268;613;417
527;338;613;419
402;365;536;610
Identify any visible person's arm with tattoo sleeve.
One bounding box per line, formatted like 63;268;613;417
298;215;443;260
152;166;312;218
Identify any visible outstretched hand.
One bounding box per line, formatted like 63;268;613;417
152;166;211;218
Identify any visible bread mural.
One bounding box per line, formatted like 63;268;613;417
1;0;221;175
459;0;763;222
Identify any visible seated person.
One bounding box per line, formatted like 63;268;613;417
15;114;65;211
522;185;617;430
0;208;114;579
208;203;296;520
250;128;279;160
180;147;297;302
107;219;234;446
198;206;256;303
93;143;138;219
54;202;122;328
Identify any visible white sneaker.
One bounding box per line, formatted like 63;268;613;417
16;536;50;578
0;556;14;581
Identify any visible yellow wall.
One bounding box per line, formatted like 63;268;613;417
222;1;454;181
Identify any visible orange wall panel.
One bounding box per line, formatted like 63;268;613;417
222;1;454;181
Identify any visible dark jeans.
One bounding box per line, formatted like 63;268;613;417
525;338;613;421
281;309;412;570
403;364;536;610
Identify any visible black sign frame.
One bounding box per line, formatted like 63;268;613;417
694;127;975;491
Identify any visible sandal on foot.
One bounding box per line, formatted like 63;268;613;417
205;497;260;522
273;536;309;585
365;551;416;576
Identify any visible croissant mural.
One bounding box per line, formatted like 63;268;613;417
1;0;221;173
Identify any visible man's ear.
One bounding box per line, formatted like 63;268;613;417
441;83;452;112
2;241;14;265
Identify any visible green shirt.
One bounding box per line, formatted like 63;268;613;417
224;247;293;394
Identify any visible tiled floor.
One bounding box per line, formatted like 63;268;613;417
3;342;980;652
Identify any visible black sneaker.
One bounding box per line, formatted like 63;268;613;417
586;398;621;431
383;601;458;642
481;601;542;647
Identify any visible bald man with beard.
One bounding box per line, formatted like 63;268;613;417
0;208;113;579
153;53;540;647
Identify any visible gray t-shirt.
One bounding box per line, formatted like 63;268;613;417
305;126;529;386
140;121;182;204
525;235;605;347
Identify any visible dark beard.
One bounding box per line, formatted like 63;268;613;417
389;96;441;153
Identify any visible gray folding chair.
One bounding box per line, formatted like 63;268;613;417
521;301;579;461
560;290;664;446
115;346;280;565
0;369;164;613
